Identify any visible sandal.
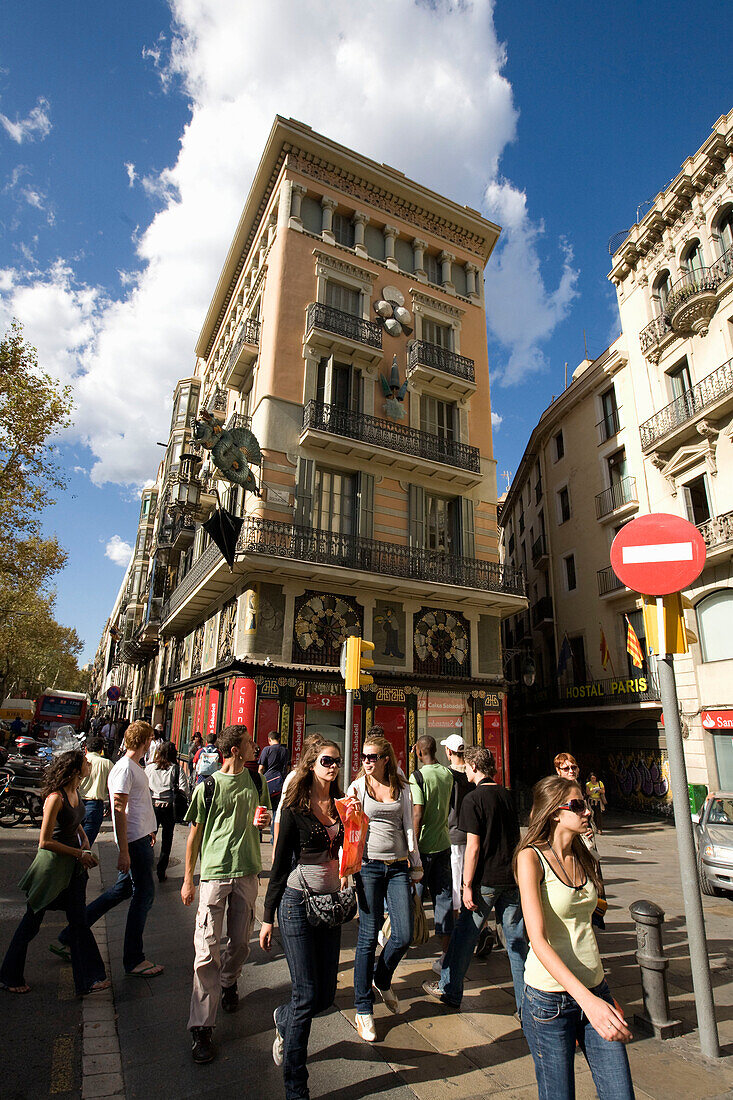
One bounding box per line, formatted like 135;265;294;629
87;980;111;994
127;961;164;977
1;982;30;994
49;944;72;963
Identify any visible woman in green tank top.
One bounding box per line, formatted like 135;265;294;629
514;776;635;1100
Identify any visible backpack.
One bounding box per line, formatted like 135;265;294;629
196;745;221;777
203;768;262;818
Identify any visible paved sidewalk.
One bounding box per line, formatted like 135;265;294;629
91;813;732;1099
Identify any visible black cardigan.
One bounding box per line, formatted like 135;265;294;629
263;805;344;922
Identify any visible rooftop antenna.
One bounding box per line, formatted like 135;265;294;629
502;470;512;492
564;361;568;389
583;330;589;359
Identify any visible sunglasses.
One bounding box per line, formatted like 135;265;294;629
559;798;590;814
362;752;387;763
559;765;579;773
318;755;341;768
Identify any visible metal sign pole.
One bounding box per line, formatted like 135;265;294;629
344;688;354;786
655;598;720;1059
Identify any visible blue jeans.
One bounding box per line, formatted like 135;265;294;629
354;859;412;1014
59;835;155;972
522;981;635;1100
275;887;341;1100
83;799;105;846
1;867;106;995
415;848;454;937
438;883;527;1012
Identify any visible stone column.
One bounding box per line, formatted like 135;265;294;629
465;262;479;300
289;182;307;229
440;251;455;291
321;196;337;242
267;212;278;248
412;238;427;281
353;211;369;257
384;225;398;270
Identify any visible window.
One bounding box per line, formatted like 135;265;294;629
558;486;570;524
717;208;733;256
565;554;577;591
325;281;360;316
653;269;672;314
424;253;441;284
600;386;620;440
534;463;543;502
173;384;191;428
425;494;455;553
420;395;455;440
508;533;515;555
697;591;733;662
682;239;705;275
682;473;711;526
332;213;355;248
668;359;694;418
422;317;452;348
518;508;525;535
316;359;360;412
569;636;586;682
607;447;629;488
312;468;356;536
625;609;648;677
554;430;564;461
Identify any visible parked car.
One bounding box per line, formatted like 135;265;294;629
694;793;733;896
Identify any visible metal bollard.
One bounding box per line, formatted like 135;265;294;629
629;899;683;1038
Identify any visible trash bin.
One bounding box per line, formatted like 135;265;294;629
688;783;707;815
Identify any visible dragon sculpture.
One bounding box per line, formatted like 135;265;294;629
193;410;262;495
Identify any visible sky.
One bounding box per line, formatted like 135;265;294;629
1;0;731;665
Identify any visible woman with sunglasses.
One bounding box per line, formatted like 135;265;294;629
260;739;349;1100
514;776;634;1099
346;728;422;1042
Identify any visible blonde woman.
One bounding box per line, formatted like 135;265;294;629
515;776;634;1100
346;727;422;1042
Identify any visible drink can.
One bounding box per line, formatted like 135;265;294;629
253;805;267;826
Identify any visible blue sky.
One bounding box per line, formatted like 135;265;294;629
1;1;731;664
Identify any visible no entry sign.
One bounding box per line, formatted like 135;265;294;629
610;513;706;595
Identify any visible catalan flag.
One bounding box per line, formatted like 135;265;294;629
625;615;644;669
600;627;610;670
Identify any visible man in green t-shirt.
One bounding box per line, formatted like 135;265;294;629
182;724;271;1064
410;735;455;959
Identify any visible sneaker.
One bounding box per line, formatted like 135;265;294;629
190;1027;215;1064
272;1010;284;1066
373;982;399;1014
431;954;445;975
221;984;239;1013
354;1012;377;1042
422;980;459;1008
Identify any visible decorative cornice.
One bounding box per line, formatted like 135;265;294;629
409;288;465;319
313;248;377;287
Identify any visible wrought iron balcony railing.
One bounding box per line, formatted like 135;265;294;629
512;669;661;711
531;595;553;626
597;565;625;596
639;358;733;450
597;407;622;443
639;245;733;356
595;476;638;519
697;509;733;552
306;302;382;349
161;517;525;622
224;411;252;431
408;340;475;383
228;316;260;362
639;313;673;355
302;401;481;473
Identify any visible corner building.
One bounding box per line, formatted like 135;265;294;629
106;118;526;782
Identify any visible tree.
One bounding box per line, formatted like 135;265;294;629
0;590;85;701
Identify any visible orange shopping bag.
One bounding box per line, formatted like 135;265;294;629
335;797;369;877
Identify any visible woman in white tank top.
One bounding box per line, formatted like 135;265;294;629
515;776;635;1100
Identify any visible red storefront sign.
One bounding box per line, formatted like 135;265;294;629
230;677;256;734
307;692;346;712
702;710;733;731
428;716;463;729
292;701;306;765
350;703;362;784
206;689;220;739
483;711;504;786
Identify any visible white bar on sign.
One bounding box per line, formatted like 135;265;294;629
622;542;693;564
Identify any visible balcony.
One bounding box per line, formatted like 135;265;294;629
597;566;626;597
697;509;733;561
300;401;482;489
597;407;622;444
221;317;260;390
161;517;526;632
531;534;549;567
639;245;733;360
305;303;382;358
171;514;196;551
407;341;476;400
595;476;638;521
531;595;553;628
639;358;733;452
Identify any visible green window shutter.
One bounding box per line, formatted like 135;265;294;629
358;472;375;540
458;497;475;558
295;458;314;527
408;484;426;548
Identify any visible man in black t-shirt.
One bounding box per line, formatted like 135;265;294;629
257;731;290;840
423;746;528;1015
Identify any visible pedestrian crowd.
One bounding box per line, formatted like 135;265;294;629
0;717;632;1100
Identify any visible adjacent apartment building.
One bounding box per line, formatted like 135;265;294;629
500;108;733;809
92;117;526;782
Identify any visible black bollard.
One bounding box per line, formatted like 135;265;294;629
629;899;683;1038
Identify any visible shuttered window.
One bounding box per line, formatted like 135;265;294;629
325;281;361;316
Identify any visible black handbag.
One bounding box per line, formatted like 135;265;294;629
173;763;189;824
296;866;357;929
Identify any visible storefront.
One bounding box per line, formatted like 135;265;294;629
703;710;733;789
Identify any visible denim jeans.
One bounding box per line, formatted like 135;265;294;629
59;835;155;972
522;981;635;1100
438;883;527;1012
354;858;412;1014
153;803;175;879
83;799;105;846
275;887;341;1100
415;848;454;937
1;867;106;995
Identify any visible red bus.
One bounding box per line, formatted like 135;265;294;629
34;690;89;734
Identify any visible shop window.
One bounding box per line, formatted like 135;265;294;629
683;473;711;527
696;590;733;662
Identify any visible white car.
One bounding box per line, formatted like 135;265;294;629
694;793;733;895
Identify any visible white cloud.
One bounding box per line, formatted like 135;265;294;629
0;0;575;486
104;535;133;567
491;411;503;430
124;162;138;187
0;96;52;143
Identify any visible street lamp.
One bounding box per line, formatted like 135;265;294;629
503;646;536;688
172;450;202;513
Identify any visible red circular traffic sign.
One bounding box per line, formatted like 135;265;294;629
610;513;706;595
107;686;121;702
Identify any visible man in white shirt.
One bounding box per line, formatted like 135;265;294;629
145;724;165;765
57;720;163;976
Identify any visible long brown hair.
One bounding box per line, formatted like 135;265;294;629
356;732;405;801
42;750;85;801
514;775;602;893
284;739;343;814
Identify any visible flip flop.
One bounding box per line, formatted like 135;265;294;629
49;944;72;963
87;980;111;994
1;982;30;994
127;962;164;977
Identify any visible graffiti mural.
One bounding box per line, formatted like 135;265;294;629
608;749;672;816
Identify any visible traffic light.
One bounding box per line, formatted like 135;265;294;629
345;636;375;691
